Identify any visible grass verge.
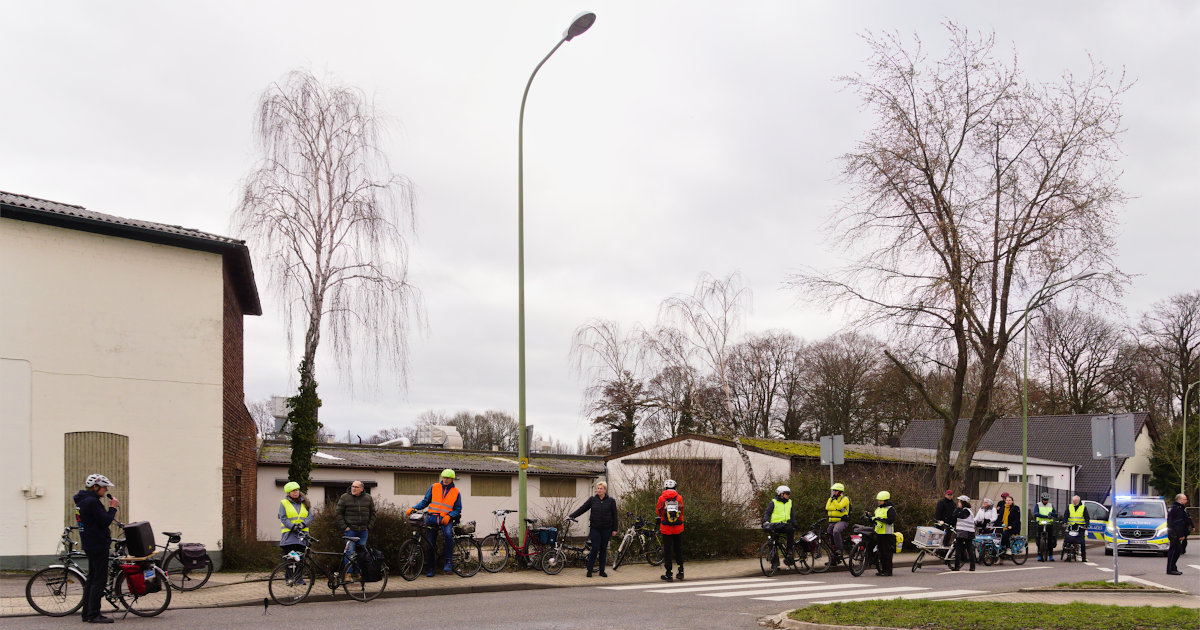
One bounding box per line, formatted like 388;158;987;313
1051;579;1160;590
787;600;1196;629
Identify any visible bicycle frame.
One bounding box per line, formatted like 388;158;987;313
293;533;361;590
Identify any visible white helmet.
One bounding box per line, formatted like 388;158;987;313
664;479;677;490
85;474;114;488
776;485;791;495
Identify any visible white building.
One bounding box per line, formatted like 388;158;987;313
1;191;261;569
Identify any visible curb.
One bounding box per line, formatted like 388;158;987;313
759;611;896;630
1018;587;1186;594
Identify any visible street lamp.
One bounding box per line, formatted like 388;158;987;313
1183;380;1199;497
1021;272;1096;514
517;11;596;541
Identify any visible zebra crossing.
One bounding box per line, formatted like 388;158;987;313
599;576;985;604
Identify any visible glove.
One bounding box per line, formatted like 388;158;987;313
406;508;414;516
763;522;771;530
441;514;450;525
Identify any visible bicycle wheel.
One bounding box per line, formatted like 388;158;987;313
1011;537;1028;565
396;539;425;581
809;541;832;574
268;558;314;605
164;549;213;591
540;547;566;575
25;566;86;617
848;543;867;577
981;544;997;566
612;535;631;570
115;565;171;617
342;557;387;602
911;549;925;572
479;533;510;573
645;534;664;566
793;546;813;574
758;540;778;577
452;538;482;577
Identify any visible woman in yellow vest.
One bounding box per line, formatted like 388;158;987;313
278;481;313;559
826;483;851;558
872;491;897;576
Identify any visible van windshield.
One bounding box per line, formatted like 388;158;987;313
1114;501;1165;519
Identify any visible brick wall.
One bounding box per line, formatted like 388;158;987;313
222;259;258;539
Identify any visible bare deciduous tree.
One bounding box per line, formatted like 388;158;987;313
728;331;798;438
1138;291;1200;427
792;24;1128;489
1031;303;1123;414
233;70;421;488
570;319;652;450
799;332;883;443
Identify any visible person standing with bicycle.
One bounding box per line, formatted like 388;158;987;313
872;491;897;577
826;483;851;560
657;479;685;582
336;480;375;578
279;481;313;574
1061;495;1089;562
74;473;119;624
763;485;797;565
951;496;977;571
1034;493;1058;562
407;469;462;577
569;481;618;578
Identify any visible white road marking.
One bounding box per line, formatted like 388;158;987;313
937;565;1050;575
1084;562;1098;566
1121;576;1181;591
645;580;819;594
754;586;926;602
808;589;986;604
599;577;774;590
1189;564;1200;571
699;583;875;598
1096;567;1113;572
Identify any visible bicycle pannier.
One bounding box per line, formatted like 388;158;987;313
454;521;476;536
178;542;209;570
139;561;162;594
121;563;147;595
535;527;558;545
358;548;384;583
123;521;156;557
663;499;682;525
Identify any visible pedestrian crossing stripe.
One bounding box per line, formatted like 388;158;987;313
646;580;819;594
807;589;986;604
754;586;926;602
700;583;875;598
599;577;774;590
1189;565;1200;571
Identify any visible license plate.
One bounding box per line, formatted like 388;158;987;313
143;569;155;580
802;532;817;542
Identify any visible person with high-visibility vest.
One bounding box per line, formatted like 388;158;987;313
1034;493;1059;562
872;491;897;576
826;483;852;558
278;481;313;558
1061;495;1090;562
408;469;462;577
762;485;798;565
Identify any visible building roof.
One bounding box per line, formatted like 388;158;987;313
258;441;606;477
1;190;261;315
898;413;1151;498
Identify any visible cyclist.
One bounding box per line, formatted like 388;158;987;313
336;480;375;577
657;479;685;582
408;468;462;577
975;497;998;531
568;481;618;578
74;473;119;624
1061;495;1089;562
278;481;312;556
995;494;1021;560
951;496;977;571
1034;492;1058;562
826;482;851;560
762;485;798;564
872;491;897;576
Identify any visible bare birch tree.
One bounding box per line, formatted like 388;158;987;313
234;70;420;488
792;24;1128;489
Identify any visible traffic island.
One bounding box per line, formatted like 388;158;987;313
763;600;1199;630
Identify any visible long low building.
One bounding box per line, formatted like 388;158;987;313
255;441;606;539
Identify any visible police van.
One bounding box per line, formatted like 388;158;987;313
1100;495;1170;556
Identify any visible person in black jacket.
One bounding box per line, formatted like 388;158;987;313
569;481;618;577
1166;493;1191;575
934;489;958;550
994;494;1022;562
74;474;119;624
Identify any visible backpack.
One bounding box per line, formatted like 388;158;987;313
663;498;682;525
358;547;385;583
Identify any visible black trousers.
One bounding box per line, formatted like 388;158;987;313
953;534;977;569
586;528;611;572
82;547;108;621
875;534;895;575
662;533;683;574
1167;534;1183;573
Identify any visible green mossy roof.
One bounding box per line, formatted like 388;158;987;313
736;437;903;462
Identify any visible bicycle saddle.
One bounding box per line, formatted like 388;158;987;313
524;518;538;525
162;531;181;538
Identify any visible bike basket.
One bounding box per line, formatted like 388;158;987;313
454;521;476;536
121;563;147;596
408;513;425;525
178;542;209;570
913;526;942;548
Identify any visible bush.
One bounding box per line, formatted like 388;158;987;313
616;472;759;560
219;530;283;572
307;498;418;565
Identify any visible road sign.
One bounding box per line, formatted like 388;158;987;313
1091;414;1136;459
820;435;845;466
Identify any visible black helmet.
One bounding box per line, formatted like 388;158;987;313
1040;492;1050;500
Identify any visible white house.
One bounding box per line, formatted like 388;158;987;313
1;191;261;569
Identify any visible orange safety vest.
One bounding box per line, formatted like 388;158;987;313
428;483;460;517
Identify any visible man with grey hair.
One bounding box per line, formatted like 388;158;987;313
336;480;375;577
1063;495;1090;562
1166;493;1191;575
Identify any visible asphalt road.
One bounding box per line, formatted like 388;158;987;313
8;552;1196;629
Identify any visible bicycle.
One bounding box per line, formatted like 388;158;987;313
478;509;565;575
974;524;1001;566
910;522;955;572
267;531;387;605
26;525;172;618
758;523;811;576
1034;521;1056;561
397;511;484;579
154;529;213;591
611;513;664;570
847;513;883;577
557;518;596;567
804;518;841;574
1061;522;1086;562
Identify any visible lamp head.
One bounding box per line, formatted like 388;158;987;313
564;12;596;41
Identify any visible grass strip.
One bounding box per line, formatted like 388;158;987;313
1051;579;1156;589
788;599;1197;629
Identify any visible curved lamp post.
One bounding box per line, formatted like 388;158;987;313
517;11;596;541
1020;272;1096;514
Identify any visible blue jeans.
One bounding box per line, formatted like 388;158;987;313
344;529;368;569
425;520;454;570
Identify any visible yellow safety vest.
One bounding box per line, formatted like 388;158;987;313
826;495;850;522
874;506;894;535
281;499;309;534
1036;503;1054;525
770;498;792;524
1067;503;1086;525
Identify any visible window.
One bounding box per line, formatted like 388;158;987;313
471;475;512;497
394;473;440;495
1007;474;1025;483
539;477;576;498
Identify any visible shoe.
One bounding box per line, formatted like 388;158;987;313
425;570;434;578
88;617;115;625
1167;570;1183;575
661;573;673;582
1049;556;1055;562
295;578;306;585
969;566;975;571
443;562;453;573
586;570;593;578
676;569;683;581
599;571;608;577
1037;557;1045;562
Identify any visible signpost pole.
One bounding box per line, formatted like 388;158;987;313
1109;415;1119;584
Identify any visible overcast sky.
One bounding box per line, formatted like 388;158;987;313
3;2;1197;446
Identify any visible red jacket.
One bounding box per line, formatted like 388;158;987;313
657;490;684;535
